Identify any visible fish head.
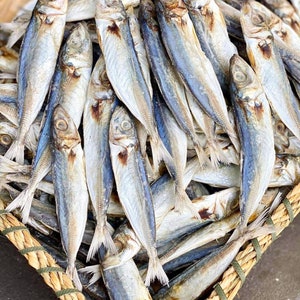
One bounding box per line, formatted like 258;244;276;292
52;105;81;151
36;0;68;24
140;0;160;30
109;106;137;149
230;54;268;120
241;0;274;40
61;22;92;74
96;0;126;19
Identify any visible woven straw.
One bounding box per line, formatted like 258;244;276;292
0;197;85;300
207;182;300;300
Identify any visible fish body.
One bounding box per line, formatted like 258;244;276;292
51;105;89;290
83;56;117;261
109;106;168;286
139;0;207;165
153;89;199;217
154;214;274;300
5;23;92;223
157;187;239;245
260;0;300;35
95;0;172;171
240;1;300;141
184;0;237;94
5;0;68;164
229;54;275;231
156;0;239;151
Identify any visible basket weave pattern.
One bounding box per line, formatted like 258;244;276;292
208;183;300;300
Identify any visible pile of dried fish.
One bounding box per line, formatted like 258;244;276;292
1;0;300;299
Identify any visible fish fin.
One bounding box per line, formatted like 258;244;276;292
78;265;101;286
227;225;243;244
174;184;201;220
102;254;122;270
86;224;117;262
145;252;169;287
67;264;82;291
206;139;231;169
228;208;275;243
194;141;210;168
5;187;34;224
150;135;174;175
228;132;240;154
4;140;25;165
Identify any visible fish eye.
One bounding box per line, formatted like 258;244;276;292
251;11;265;25
233;70;247;83
276;121;285;133
0;134;12;146
121;120;132;131
55;119;68;131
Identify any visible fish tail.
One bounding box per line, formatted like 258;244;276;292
150;134;174;174
174;183;201;220
145;249;169;287
228;131;240;153
4;139;25;165
228;209;275;243
86;223;117;262
67;264;82;291
207;139;231;169
6;186;34;224
102;253;122;270
78;265;101;286
193;141;210;168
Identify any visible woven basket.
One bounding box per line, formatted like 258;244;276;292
1;1;300;299
0;183;299;300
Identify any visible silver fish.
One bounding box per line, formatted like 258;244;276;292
156;0;240;151
156;187;239;246
96;0;173;172
154;213;274;300
5;22;92;224
4;0;68;164
184;0;238;94
158;188;278;268
51;105;89;291
260;0;300;35
240;1;300;141
229;54;275;236
109;105;168;286
139;0;208;165
83;56;117;261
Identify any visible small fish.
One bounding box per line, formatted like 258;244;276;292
139;0;208;165
154;212;275;300
156;0;240;151
96;0;173;172
153;88;199;218
215;0;243;40
158;188;277;267
109;105;168;286
229;54;275;237
260;0;300;35
5;22;92;223
51;105;89;290
157;187;239;246
240;1;300;141
4;0;68;164
100;242;152;300
184;0;238;94
83;56;117;261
